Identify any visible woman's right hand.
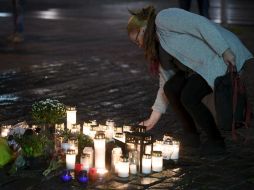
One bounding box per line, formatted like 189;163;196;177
139;110;162;131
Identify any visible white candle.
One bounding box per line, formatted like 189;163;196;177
80;153;91;171
68;138;78;155
111;147;122;173
66;107;76;130
1;128;9;137
66;149;76;170
82;122;91;136
114;133;125;143
70;124;80;135
123;125;132;132
83;147;94;168
162;139;173;160
145;144;152;154
142;154;152;174
94;132;106;170
55;123;64;134
171;141;180;160
118;157;129;178
152;151;163;172
130;164;137;175
153;140;163;152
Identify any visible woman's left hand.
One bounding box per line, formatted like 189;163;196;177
222;48;236;66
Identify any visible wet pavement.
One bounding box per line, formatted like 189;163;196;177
1;0;254;189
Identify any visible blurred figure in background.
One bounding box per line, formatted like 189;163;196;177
179;0;210;18
8;0;26;43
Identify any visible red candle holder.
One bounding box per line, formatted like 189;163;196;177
88;168;97;181
75;163;83;174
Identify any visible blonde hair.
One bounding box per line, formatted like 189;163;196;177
127;5;159;74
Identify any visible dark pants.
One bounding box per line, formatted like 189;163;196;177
163;72;223;140
179;0;210;18
241;58;254;114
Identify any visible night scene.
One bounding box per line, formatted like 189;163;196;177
0;0;254;189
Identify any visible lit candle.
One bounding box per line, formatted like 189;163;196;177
70;124;80;135
152;151;163;172
145;144;152;154
123;125;132;132
83;147;94;168
66;149;76;170
142;154;152;174
94;132;106;170
80;153;91;171
1;128;9;137
129;150;138;175
171;141;180;161
55;123;65;134
117;157;129;178
162;139;173;160
68;138;78;155
114;132;125;143
153;140;163;152
66;107;76;130
111;147;122;173
105;120;114;140
83;122;91;136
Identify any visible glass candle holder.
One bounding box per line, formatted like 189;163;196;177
94;131;106;170
142;154;152;174
111;147;122;173
117;157;129;178
66;106;76;130
60;170;72;182
162;139;173;160
152;151;163;172
66;149;76;170
77;170;89;184
171;141;180;161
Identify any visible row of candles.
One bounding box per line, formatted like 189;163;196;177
0;107;180;180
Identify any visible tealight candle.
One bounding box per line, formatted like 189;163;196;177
152;151;163;172
142;154;152;174
94;132;106;170
66;106;76;130
171;141;180;160
66;149;76;170
117;157;129;178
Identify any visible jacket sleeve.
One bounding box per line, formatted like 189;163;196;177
155;8;230;56
152;67;175;113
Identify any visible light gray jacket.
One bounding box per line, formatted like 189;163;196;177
152;8;253;114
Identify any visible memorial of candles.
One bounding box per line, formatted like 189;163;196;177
94;131;106;170
66;149;76;170
66;107;76;130
125;131;153;173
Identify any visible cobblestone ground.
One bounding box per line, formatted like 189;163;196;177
1;0;254;189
